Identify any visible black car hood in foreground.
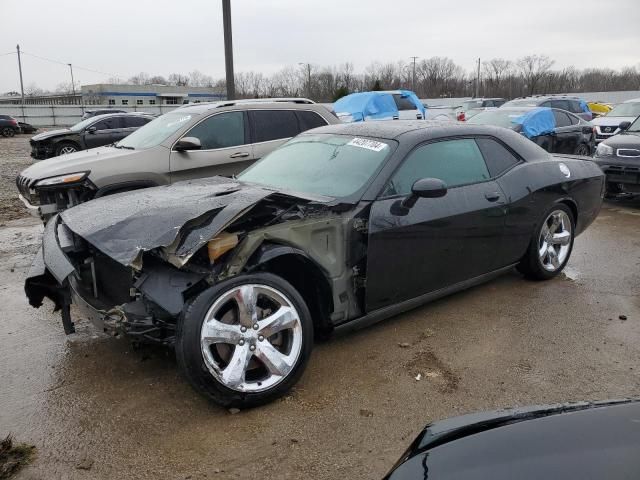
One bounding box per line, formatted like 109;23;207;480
385;399;640;480
602;131;640;148
59;176;331;268
30;128;72;141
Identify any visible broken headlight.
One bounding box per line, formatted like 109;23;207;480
207;232;239;264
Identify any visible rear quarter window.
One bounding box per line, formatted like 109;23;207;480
393;95;418;111
250;110;299;143
295;110;328;132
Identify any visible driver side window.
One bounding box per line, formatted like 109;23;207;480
385;138;490;196
184;111;245;150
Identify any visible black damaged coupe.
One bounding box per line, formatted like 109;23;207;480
26;121;604;407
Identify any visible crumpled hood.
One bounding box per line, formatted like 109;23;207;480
30;128;72;141
59;176;329;268
21;146;139;181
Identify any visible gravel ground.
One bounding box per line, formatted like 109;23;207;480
0;134;35;222
0;133;639;479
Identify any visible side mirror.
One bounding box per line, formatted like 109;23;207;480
86;126;97;134
402;178;447;209
618;121;631;131
174;137;201;152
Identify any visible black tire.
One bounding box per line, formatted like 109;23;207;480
55;141;80;156
176;272;314;408
574;143;590;156
1;127;15;137
517;203;575;281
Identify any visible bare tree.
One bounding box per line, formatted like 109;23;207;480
149;75;168;85
167;73;189;86
128;72;151;85
25;83;45;96
516;55;555;95
189;70;215;87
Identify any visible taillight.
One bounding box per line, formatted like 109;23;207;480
457;111;466;122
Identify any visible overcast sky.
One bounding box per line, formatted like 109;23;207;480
1;0;639;93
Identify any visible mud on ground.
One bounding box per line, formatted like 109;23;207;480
0;134;36;222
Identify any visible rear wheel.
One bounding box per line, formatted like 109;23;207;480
518;204;575;280
574;143;590;156
176;272;314;408
1;127;15;137
55;142;79;156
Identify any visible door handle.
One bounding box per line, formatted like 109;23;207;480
484;192;501;202
229;152;250;158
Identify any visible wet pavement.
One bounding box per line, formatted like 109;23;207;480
0;199;639;479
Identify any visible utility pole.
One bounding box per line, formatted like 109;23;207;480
410;56;418;92
222;0;235;100
68;63;85;112
475;57;481;98
298;63;312;99
16;44;25;121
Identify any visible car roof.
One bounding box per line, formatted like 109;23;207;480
307;120;515;140
176;98;317;114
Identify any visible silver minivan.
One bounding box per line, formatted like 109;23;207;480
17;99;339;220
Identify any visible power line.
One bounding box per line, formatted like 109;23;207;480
19;50;125;79
0;52;16;57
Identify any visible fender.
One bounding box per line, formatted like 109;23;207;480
94;180;158;198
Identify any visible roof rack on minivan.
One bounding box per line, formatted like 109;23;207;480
214;98;315;108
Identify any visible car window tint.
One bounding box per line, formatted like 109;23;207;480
540;101;552;108
186;111;245;149
476;138;520;177
493;99;506;107
92;118;120;131
392;94;417;111
566;113;579;125
553;110;572;128
483;100;495;107
386;138;490;195
550;100;571;111
296;110;328;132
122;116;151;128
250;110;299;143
568;101;583;113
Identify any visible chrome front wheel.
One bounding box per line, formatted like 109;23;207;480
538;210;572;272
59;145;77;155
200;284;303;393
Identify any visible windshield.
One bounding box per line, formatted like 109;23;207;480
461;101;482;110
467;110;528;128
607;102;640;117
238;134;393;198
627;116;640;132
70;117;99;132
116;112;197;149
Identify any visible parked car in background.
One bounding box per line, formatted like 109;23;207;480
468;106;595;155
28;112;155;160
384;400;640;480
423;105;458;121
333;90;425;122
590;98;640;143
0;114;20;137
456;97;506;121
17;99;338;220
594;115;640;197
25;121;603;407
502;95;593;121
18;121;38;134
80;108;127;120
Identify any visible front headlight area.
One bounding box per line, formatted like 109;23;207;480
32;171;95;219
595;143;614;157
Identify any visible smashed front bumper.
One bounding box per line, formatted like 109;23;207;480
25;215;207;342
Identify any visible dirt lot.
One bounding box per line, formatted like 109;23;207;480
0;134;35;222
0;134;639;479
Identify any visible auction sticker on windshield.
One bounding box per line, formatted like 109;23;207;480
347;137;388;152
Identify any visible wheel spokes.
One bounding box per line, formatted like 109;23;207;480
233;285;258;327
258;306;297;338
221;343;253;389
201;318;242;346
551;230;571;246
548;214;561;234
254;341;293;377
547;246;560;269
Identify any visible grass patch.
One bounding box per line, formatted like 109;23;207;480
0;435;35;479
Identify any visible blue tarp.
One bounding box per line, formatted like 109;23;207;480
511;107;556;138
579;100;590;113
333;90;425;122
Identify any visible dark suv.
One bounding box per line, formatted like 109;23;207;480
0;114;20;137
502;95;593;121
29;112;154;159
